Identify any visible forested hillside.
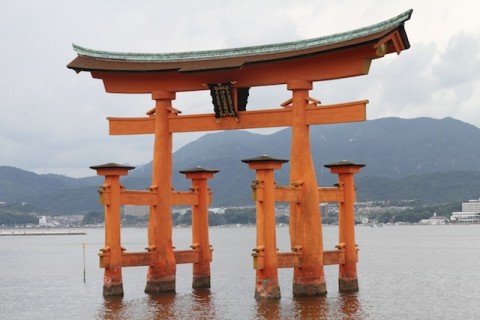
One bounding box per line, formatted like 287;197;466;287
2;117;480;214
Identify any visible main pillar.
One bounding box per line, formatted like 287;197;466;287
91;163;134;297
288;80;327;296
325;160;365;292
242;155;287;299
145;90;177;293
180;166;218;288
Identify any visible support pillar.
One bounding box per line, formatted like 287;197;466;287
180;166;219;288
242;155;287;299
325;160;365;292
287;80;327;296
91;163;134;297
145;90;177;293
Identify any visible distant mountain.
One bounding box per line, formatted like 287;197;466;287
0;166;102;214
2;117;480;213
0;166;101;201
167;116;480;205
173;116;480;177
309;116;480;178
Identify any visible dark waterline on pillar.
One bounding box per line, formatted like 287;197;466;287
145;280;176;294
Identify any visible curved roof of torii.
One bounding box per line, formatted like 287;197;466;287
67;9;412;92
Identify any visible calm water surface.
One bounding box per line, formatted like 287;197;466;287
0;225;479;319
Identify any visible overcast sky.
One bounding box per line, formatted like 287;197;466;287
1;0;479;177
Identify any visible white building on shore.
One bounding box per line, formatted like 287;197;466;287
451;199;480;223
420;212;449;225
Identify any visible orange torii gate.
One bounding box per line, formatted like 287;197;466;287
68;10;412;298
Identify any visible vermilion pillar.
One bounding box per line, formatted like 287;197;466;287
288;80;326;296
180;166;219;288
91;163;134;297
145;90;177;293
325;160;365;292
242;155;287;299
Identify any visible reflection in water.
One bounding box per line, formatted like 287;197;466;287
253;293;364;319
291;296;329;319
146;292;176;319
254;296;329;319
97;290;364;319
190;288;216;318
98;296;125;320
98;289;218;319
340;293;364;319
146;289;217;319
255;299;281;319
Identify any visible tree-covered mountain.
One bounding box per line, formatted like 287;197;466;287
2;117;480;213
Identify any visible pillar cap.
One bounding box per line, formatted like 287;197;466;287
152;90;176;100
287;80;313;90
90;163;135;171
179;166;219;174
324;160;365;168
241;154;289;164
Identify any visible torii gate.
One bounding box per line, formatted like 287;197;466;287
68;10;412;298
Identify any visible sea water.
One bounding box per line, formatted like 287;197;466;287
0;225;479;319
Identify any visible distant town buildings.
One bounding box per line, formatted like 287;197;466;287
38;216;47;227
123;205;149;217
38;215;58;227
420;212;449;225
451;199;480;223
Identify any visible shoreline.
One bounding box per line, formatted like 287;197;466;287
0;231;86;236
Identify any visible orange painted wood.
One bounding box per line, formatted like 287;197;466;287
189;174;214;286
337;172;359;282
108;100;367;135
276;252;302;268
174;250;200;264
323;250;346;266
245;159;284;298
326;163;363;291
169;109;291;132
146;92;176;287
288;80;327;295
121;252;154;267
91;47;373;94
104;175;122;269
118;190;199;206
100;249;350;269
171;191;199;206
260;169;279;280
305;101;367;125
317;187;344;203
275;186;344;203
256;250;350;269
120;190;156;205
100;250;208;267
274;186;302;202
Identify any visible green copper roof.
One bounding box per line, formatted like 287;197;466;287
73;9;412;62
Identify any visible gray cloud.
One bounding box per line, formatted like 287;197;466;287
433;32;480;99
1;1;479;177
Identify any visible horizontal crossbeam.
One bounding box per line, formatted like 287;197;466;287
99;249;205;268
120;190;156;205
277;252;302;268
102;190;200;206
318;187;344;203
108;100;367;135
252;249;350;270
323;250;346;265
254;186;343;203
274;186;302;202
